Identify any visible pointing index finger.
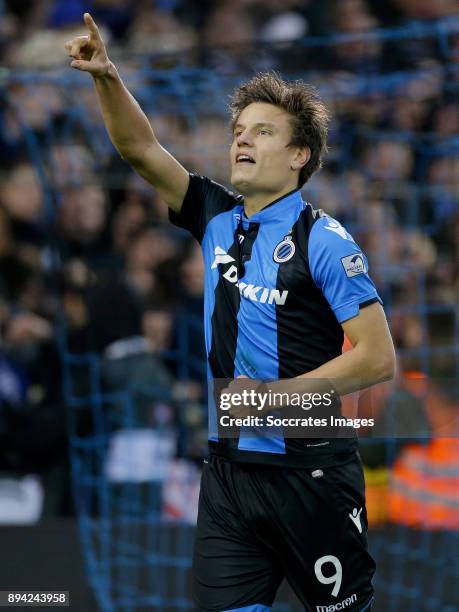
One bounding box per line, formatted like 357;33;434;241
84;12;101;39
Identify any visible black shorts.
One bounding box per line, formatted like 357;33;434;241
193;453;375;612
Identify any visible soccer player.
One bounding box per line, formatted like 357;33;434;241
66;14;395;612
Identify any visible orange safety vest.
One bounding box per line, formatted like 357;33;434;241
388;438;459;530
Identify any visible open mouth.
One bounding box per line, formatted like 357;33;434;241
236;154;256;164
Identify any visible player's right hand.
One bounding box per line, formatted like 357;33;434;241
64;12;110;77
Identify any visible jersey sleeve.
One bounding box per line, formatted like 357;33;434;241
308;216;383;323
168;173;241;243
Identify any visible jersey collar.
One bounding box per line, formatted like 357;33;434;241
243;189;303;224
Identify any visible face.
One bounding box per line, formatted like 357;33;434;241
230;102;308;198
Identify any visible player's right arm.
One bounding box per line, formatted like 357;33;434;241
64;13;189;213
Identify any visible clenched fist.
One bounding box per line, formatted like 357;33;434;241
64;13;110;77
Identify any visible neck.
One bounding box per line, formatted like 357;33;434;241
243;185;298;218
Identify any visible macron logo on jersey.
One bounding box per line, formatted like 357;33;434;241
324;218;354;241
316;594;357;611
211;246;288;306
349;507;363;533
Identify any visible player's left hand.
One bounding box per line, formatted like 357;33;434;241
220;375;263;418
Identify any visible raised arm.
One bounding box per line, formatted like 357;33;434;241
65;13;189;213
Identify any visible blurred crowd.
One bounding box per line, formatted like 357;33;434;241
0;0;458;523
1;0;459;67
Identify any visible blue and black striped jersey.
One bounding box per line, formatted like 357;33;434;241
170;173;382;467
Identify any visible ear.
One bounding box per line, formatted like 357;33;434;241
291;146;311;171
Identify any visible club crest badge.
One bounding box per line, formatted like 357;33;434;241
273;235;295;263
